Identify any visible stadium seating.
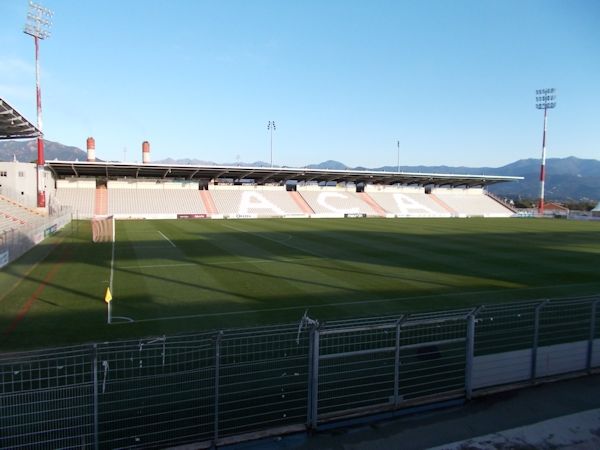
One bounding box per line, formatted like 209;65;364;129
48;178;514;220
0;215;23;233
107;181;207;217
0;195;45;233
55;179;96;218
94;186;108;215
433;188;514;217
289;191;315;214
209;186;305;217
365;186;451;217
297;188;379;216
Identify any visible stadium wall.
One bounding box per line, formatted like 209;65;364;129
0;161;55;210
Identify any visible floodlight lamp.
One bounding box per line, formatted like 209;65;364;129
535;88;558;110
29;1;51;14
27;13;50;24
24;1;53;39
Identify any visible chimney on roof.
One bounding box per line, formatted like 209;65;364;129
86;137;96;162
142;141;150;164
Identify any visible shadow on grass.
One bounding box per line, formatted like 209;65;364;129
1;218;599;350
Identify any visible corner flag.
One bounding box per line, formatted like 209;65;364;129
104;287;112;303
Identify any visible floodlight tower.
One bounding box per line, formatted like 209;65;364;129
24;1;53;208
535;88;557;215
396;140;400;172
267;121;276;167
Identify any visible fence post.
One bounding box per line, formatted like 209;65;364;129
393;315;406;407
531;300;548;382
213;331;223;447
587;300;599;373
308;327;320;430
306;325;314;427
465;307;481;400
92;344;99;450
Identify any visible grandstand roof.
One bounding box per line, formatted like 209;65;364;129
0;98;41;140
46;160;523;187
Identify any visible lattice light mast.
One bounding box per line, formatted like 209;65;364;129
535;88;557;215
24;1;53;208
268;121;276;167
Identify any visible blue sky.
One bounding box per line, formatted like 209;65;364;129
1;0;599;167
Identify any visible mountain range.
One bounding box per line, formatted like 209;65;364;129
305;158;600;201
1;139;598;201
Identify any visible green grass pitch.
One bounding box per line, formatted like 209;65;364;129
0;217;599;351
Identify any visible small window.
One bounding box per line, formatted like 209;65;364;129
0;171;7;177
18;171;25;177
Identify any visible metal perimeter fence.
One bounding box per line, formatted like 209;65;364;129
1;294;599;449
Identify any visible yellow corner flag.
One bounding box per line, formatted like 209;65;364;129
104;287;112;303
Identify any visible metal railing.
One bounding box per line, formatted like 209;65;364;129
484;191;517;213
0;206;71;268
1;295;599;449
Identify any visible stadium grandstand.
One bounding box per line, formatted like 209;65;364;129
0;97;40;141
41;153;520;220
0;96;44;236
0;106;521;221
0;97;70;267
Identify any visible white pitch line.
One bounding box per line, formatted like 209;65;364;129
111;316;135;323
109;237;115;293
121;263;197;270
213;256;322;266
120;257;322;270
158;231;176;248
223;223;324;258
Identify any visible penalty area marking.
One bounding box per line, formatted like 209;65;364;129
158;231;176;248
110;281;600;325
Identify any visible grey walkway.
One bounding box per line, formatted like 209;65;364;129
226;373;600;450
430;408;600;450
